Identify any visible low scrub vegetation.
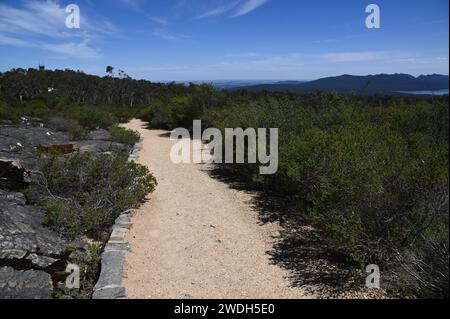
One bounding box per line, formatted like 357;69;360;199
142;91;449;298
109;125;140;145
0;100;20;124
54;244;102;299
1;69;447;298
27;150;157;239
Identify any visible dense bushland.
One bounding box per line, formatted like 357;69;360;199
1;68;448;297
0;68;189;108
141;91;449;298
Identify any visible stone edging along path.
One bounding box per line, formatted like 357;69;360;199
92;136;143;299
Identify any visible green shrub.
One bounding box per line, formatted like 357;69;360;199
72;106;117;130
28;151;157;239
68;123;88;140
112;108;137;123
145;90;449;297
109;125;140;145
46;116;77;132
23;99;50;118
46;116;88;140
140;94;207;130
0;100;19;123
54;244;102;299
137;106;155;124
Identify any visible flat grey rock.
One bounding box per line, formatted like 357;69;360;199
0;125;73;191
0;193;69;260
94;251;125;290
73;140;126;153
0;126;69;149
26;254;58;268
0;267;53;299
104;242;129;252
115;214;131;225
88;129;112;141
109;227;128;243
0;190;26;206
92;286;127;299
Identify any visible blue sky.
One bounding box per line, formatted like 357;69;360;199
0;0;448;81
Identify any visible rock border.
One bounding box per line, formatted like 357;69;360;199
128;136;143;162
92;136;143;299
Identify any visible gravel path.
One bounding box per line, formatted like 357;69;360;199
122;119;313;299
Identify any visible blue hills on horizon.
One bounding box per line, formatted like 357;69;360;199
223;73;449;95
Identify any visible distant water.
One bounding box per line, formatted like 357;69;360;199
395;89;449;96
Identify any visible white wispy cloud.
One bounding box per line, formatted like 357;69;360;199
313;35;361;45
0;34;100;59
196;0;241;19
195;0;268;19
148;16;169;26
120;0;141;9
313;38;338;44
320;51;387;62
42;40;101;59
0;33;34;47
232;0;269;17
396;56;449;64
0;0;117;59
0;1;66;38
152;28;191;41
224;52;259;58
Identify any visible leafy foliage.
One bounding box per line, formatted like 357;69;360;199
109;125;140;145
1;68;448;297
0;68;189;108
146;90;449;297
27;151;157;239
0;100;19;124
54;244;102;299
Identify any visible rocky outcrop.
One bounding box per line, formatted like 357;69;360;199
0;267;53;299
0;125;129;299
73;129;122;153
0;125;74;299
0;125;71;164
0;126;70;150
0;190;78;299
0;126;125;163
0;125;72;191
0;126;128;191
72;140;126;153
0;190;69;261
88;129;112;141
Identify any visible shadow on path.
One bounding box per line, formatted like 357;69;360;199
203;165;361;297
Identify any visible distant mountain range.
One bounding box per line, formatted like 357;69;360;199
229;74;449;95
176;80;293;89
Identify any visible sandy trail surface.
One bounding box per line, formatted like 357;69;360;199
121;119;312;299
